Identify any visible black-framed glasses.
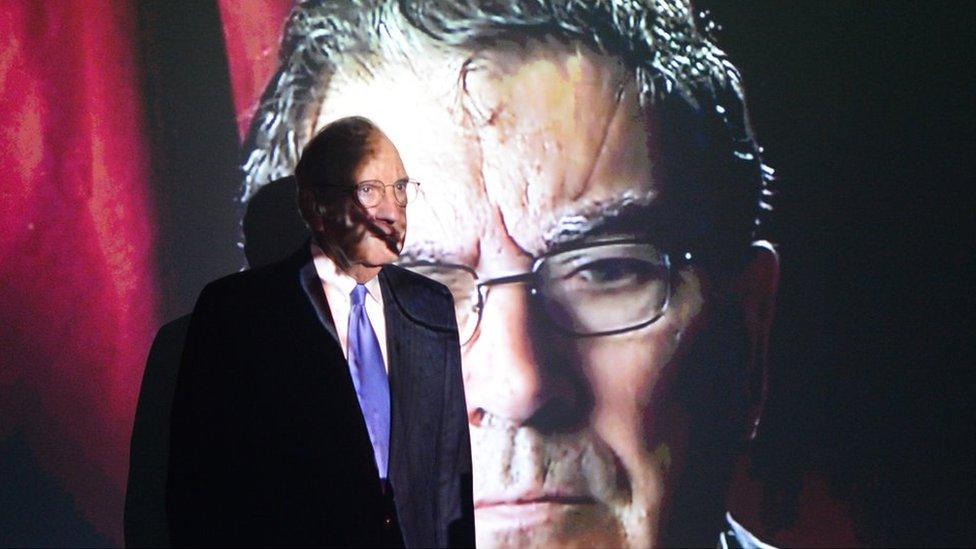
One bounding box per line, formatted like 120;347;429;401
399;239;679;345
324;179;421;208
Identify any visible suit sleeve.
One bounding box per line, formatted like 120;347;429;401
436;295;476;548
165;283;252;546
125;315;190;547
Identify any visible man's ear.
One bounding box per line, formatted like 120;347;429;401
737;240;780;441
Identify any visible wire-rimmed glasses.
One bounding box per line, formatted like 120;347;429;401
324;179;421;208
399;239;675;345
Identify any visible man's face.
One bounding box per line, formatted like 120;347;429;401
344;133;408;267
316;42;711;547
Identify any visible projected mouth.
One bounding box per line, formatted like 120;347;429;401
475;493;600;529
476;494;597;508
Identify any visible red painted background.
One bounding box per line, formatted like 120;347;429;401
1;2;156;543
0;2;287;543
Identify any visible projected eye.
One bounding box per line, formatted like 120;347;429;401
563;257;657;291
537;242;672;335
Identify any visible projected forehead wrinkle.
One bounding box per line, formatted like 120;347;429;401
462;46;654;257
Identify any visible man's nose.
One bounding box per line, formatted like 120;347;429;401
369;186;404;225
464;285;585;432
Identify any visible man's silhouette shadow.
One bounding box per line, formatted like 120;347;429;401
124;176;307;547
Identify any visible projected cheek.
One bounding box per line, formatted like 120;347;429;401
578;268;703;474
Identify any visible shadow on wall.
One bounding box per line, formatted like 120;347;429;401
124;176;307;547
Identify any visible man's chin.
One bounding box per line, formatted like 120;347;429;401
354;238;402;267
365;249;400;267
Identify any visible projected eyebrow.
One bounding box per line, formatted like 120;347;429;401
400;190;662;264
540;189;661;251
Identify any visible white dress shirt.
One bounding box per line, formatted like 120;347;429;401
311;244;389;372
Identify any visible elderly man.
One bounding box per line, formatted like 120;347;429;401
243;1;778;546
167;116;474;547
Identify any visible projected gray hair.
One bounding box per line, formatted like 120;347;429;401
241;0;774;252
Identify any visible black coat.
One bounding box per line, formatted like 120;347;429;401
165;246;474;547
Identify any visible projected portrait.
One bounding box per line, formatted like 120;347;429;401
242;1;777;546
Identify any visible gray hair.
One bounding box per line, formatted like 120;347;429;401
241;0;774;247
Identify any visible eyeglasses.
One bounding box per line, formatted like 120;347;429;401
399;240;679;345
321;179;421;207
335;179;421;208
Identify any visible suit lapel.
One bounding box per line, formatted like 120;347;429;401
293;247;384;485
298;254;341;347
379;267;400;378
379;267;406;480
295;257;419;485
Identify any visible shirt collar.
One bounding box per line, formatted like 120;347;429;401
720;512;777;549
310;243;383;305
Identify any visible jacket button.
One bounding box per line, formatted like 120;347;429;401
384;517;393;527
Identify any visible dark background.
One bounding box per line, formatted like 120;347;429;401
2;2;972;546
701;1;975;545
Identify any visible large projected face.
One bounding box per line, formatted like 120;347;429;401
316;41;706;547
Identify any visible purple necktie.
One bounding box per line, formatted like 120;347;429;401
347;284;391;479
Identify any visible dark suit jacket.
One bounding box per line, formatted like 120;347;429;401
166;246;474;547
125;314;191;547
